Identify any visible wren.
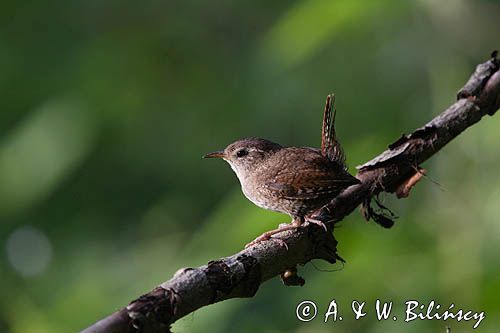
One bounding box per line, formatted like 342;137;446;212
204;94;359;248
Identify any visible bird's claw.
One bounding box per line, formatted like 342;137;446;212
245;234;289;250
304;216;328;231
270;236;289;250
244;235;268;249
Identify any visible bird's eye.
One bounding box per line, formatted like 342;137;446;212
236;149;248;158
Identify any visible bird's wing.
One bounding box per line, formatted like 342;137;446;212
263;166;359;200
321;94;346;169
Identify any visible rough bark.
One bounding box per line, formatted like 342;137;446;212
81;52;499;333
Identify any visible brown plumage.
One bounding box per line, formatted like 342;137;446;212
204;94;359;247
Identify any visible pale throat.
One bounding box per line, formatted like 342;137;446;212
227;161;256;199
227;161;248;186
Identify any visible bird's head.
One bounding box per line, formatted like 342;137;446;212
204;137;282;180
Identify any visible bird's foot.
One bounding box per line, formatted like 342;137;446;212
304;216;328;231
245;234;288;250
245;224;300;250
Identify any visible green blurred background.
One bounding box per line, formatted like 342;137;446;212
1;0;499;332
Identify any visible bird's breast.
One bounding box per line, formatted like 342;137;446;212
239;172;286;214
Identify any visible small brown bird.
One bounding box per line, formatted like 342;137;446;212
204;94;359;247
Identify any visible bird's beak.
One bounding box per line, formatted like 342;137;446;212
203;150;226;159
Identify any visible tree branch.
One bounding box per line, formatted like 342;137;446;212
81;52;499;333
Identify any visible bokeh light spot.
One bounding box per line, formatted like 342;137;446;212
6;226;53;277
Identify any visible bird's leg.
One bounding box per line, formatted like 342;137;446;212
304;215;328;231
244;218;303;250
